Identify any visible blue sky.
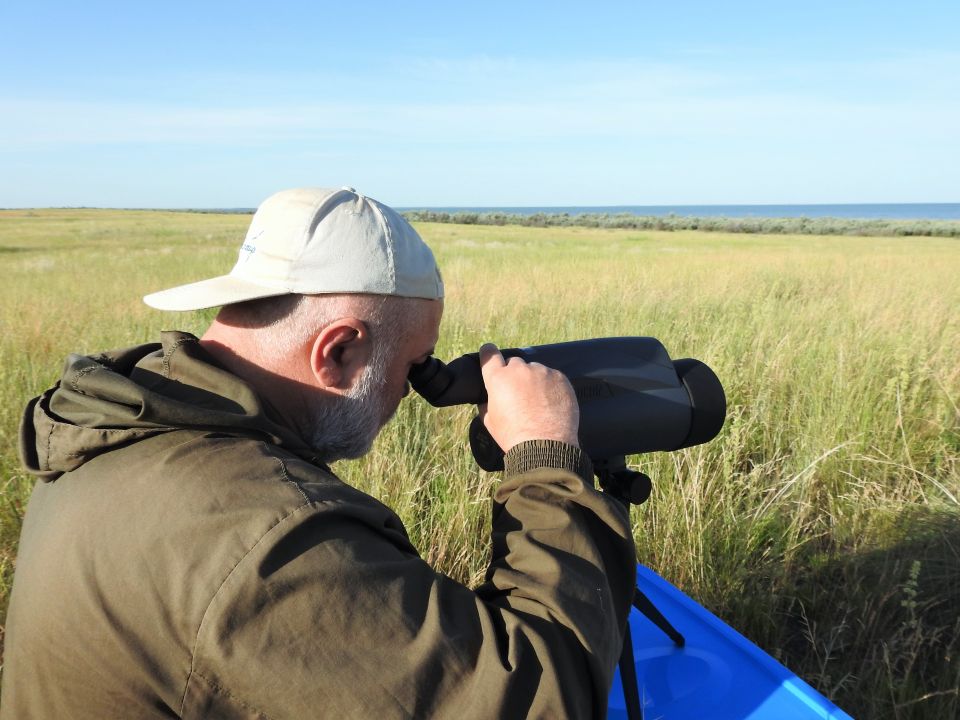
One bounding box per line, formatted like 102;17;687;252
2;1;958;208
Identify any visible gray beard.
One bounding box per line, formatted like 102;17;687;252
306;358;389;464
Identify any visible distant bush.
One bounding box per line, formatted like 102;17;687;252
401;210;960;238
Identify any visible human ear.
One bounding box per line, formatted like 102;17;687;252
309;319;370;392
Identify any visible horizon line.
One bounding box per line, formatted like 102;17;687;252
3;200;960;212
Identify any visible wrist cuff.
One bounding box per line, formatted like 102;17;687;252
503;440;594;483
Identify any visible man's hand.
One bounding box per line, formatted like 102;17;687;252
477;343;580;453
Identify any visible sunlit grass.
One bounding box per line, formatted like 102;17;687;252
1;210;958;717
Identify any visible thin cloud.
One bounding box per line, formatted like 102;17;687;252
3;50;956;208
3;88;956;150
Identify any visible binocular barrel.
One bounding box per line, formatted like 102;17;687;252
408;337;726;465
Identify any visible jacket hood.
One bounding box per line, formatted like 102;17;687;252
20;331;326;482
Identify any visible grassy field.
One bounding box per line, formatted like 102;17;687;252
1;209;958;717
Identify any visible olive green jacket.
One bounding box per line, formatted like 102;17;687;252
3;332;636;719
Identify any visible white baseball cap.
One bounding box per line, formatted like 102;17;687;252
143;187;443;311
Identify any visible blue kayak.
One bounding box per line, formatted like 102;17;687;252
607;565;854;719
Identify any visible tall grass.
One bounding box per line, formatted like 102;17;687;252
1;210;958;717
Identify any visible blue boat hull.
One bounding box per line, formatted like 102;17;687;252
607;565;853;719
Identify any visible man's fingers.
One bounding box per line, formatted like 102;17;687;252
478;343;505;380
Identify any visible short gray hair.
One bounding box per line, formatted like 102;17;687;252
218;293;423;365
216;293;431;462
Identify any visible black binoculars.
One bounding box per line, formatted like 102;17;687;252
408;337;726;471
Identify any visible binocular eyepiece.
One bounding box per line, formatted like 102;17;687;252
408;337;726;472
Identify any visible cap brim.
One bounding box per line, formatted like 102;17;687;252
143;275;291;311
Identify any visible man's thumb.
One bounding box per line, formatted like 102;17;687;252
478;343;505;380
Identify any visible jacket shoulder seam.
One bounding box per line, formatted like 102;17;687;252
190;669;273;720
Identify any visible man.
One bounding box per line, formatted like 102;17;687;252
3;187;636;718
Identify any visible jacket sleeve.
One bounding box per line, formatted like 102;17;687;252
181;441;637;720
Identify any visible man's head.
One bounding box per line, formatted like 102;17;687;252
207;292;442;462
143;187;444;462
